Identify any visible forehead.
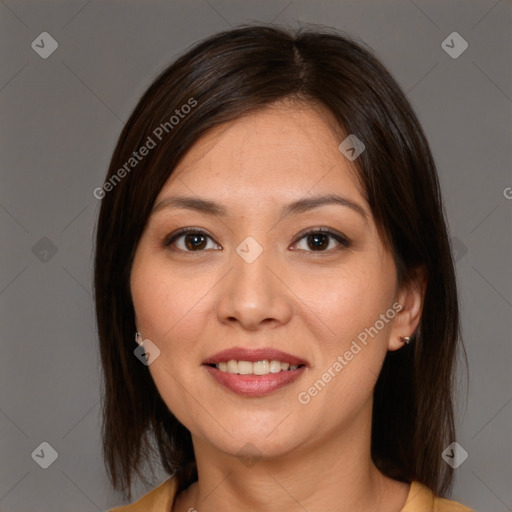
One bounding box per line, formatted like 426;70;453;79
157;101;366;206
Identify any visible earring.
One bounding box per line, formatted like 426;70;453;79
135;332;143;346
399;336;411;344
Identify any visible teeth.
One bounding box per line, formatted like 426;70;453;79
253;360;269;375
216;359;302;375
227;360;238;374
270;360;281;373
238;361;253;375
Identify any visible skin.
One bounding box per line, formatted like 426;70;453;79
130;99;426;512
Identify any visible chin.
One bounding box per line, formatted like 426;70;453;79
194;422;306;461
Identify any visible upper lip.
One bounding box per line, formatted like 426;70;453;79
203;347;308;366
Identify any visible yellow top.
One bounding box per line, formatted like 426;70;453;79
108;477;475;511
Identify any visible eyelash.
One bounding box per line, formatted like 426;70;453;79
163;227;351;253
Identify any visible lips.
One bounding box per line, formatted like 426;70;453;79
202;347;308;397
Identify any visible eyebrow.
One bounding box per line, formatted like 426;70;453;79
151;193;369;224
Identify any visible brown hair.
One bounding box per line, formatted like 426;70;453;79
94;23;467;501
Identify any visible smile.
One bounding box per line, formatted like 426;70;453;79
202;347;308;396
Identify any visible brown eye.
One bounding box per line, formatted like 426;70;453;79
306;233;329;251
164;228;220;252
293;228;350;252
183;233;208;250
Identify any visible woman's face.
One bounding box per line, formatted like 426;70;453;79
130;101;410;461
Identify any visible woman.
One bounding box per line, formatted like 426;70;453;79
95;24;474;512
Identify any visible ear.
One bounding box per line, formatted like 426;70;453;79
388;265;427;351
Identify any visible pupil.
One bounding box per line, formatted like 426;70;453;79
309;234;327;251
186;234;206;250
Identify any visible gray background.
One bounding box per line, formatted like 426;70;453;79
1;0;511;511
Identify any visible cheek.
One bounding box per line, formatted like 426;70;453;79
298;260;395;406
292;258;393;345
131;266;171;336
130;256;209;422
130;253;215;349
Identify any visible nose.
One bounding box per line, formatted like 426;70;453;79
215;240;293;331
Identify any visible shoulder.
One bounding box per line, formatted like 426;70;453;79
107;476;178;512
433;495;476;512
402;481;475;512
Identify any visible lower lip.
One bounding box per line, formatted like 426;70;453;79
203;365;306;396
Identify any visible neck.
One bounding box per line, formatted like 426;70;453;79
177;401;410;512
